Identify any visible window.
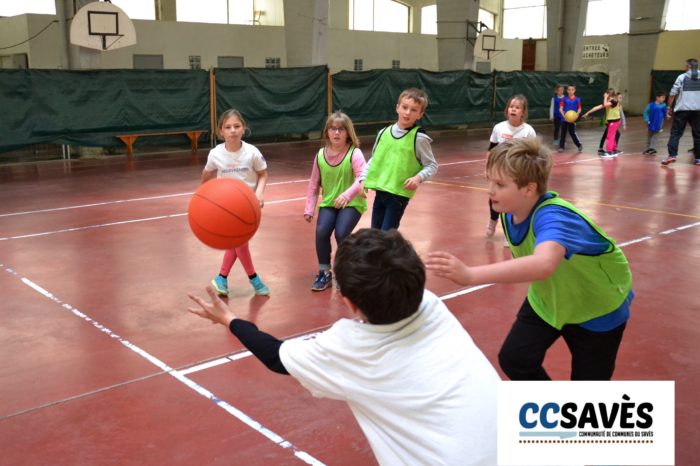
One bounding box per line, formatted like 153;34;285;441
392;59;400;69
133;54;163;69
265;57;280;68
0;0;55;16
176;0;280;26
585;0;629;36
478;8;495;31
354;59;364;71
189;55;201;70
350;0;409;33
218;56;244;68
111;0;156;20
421;5;436;35
503;0;546;39
665;0;700;31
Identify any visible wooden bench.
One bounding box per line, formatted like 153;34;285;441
116;130;208;158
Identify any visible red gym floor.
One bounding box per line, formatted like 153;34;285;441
0;118;698;465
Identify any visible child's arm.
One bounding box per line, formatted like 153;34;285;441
255;169;268;207
304;155;322;221
620;108;626;129
201;169;217;184
582;104;604;118
405;136;437;190
643;104;651;123
426;241;566;286
549;97;555;120
188;286;289;375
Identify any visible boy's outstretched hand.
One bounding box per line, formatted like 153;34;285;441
188;286;236;327
425;251;472;285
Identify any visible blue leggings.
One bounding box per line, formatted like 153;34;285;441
315;207;362;266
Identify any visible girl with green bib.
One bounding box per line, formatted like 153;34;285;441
304;112;367;291
426;138;633;381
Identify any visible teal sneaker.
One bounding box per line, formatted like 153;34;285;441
211;275;229;296
249;275;270;295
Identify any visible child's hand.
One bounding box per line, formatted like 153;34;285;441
256;192;265;208
333;194;349;209
403;175;422;190
304;214;313;223
188;286;237;326
425;251;473;285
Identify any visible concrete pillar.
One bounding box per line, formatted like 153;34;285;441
435;0;479;71
626;0;669;113
283;0;328;67
55;0;72;69
156;0;177;21
546;0;588;71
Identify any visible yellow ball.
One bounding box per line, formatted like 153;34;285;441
564;110;578;123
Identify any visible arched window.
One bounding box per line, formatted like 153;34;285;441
350;0;409;33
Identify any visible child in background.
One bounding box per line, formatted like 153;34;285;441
549;84;566;145
361;88;438;230
595;92;628;156
304;112;367;291
643;91;667;155
189;229;499;466
485;94;536;238
427;138;633;381
583;88;622;158
202;109;270;296
558;84;583;153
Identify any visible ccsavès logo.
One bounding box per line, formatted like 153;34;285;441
497;381;674;466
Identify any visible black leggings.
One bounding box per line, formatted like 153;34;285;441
498;298;626;380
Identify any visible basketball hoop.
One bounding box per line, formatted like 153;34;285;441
70;1;137;51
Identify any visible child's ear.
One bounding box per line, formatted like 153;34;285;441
526;182;539;196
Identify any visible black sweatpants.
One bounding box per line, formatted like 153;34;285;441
498;298;626;380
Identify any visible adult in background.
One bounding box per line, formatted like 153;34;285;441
661;58;700;166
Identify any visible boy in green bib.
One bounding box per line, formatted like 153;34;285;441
361;88;438;230
426;137;633;381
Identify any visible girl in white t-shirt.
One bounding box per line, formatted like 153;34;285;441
202;109;270;296
485;95;536;239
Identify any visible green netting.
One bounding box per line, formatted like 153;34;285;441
214;66;328;138
651;70;683;101
1;67;610;155
0;69;210;152
495;71;609;121
331;69;493;126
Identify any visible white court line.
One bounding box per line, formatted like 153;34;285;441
440;159;487;166
0;179;310;219
1;265;325;466
0;197;307;242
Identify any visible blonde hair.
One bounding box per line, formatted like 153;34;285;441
397;88;429;111
322;111;360;148
486;138;552;195
504;94;529;122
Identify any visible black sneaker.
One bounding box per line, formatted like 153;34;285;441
311;270;332;291
597;148;604;155
577;145;583;153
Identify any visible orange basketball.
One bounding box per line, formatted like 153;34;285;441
188;178;261;249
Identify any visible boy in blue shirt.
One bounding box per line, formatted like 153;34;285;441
427;137;633;381
558;84;583;153
643;91;667;155
549;84;566;145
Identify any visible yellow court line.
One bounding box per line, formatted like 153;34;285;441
424;180;700;219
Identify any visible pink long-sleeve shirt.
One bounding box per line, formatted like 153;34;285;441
304;147;366;217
